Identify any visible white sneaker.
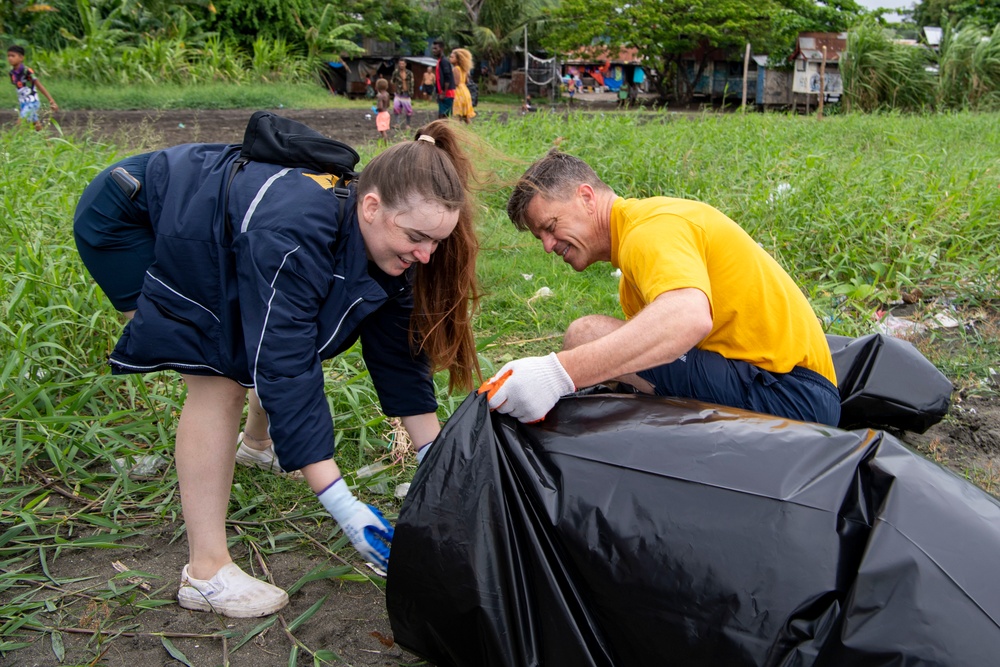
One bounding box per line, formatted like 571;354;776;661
235;432;302;478
177;563;289;617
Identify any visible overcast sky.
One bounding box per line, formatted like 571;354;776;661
854;0;913;21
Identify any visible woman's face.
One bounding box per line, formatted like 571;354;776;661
359;191;459;276
449;52;457;65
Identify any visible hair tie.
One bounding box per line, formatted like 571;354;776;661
417;134;436;145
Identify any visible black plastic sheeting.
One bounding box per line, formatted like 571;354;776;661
387;392;1000;667
828;333;952;433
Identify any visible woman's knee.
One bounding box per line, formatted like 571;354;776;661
182;375;247;414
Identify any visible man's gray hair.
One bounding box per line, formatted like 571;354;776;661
506;149;611;231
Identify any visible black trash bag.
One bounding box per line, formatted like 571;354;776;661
827;333;952;433
387;392;1000;667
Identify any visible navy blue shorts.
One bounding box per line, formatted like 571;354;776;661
73;153;153;312
637;347;841;426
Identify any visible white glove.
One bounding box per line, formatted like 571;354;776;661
317;479;393;571
415;441;434;465
478;352;575;423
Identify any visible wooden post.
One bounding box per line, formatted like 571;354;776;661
741;42;751;111
818;46;827;120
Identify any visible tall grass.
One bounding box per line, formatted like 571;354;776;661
938;21;1000;110
841;18;936;112
1;109;998;662
476;110;999;310
34;79;344;110
35;36;317;87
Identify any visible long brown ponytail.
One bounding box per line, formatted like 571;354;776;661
356;120;481;392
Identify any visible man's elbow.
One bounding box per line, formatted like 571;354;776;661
688;313;713;348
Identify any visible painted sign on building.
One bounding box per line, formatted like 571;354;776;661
792;65;843;95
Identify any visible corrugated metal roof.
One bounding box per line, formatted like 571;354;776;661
564;46;642;64
793;32;847;62
405;56;437;68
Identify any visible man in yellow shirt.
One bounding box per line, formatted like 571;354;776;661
480;149;840;427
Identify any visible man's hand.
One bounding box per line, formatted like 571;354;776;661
478;352;575;423
317;479;394;571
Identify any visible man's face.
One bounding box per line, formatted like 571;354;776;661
398;60;406;70
524;187;603;272
432;43;442;58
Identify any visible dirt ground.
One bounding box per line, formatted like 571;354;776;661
40;106;451;152
4;107;999;667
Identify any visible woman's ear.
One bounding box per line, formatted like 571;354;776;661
360;191;381;225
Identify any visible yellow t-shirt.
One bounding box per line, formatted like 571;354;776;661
610;197;836;385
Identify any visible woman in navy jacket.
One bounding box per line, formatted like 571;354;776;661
73;120;480;618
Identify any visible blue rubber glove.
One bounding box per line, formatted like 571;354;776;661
317;478;393;571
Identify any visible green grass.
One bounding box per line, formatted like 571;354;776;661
24;79;348;111
2;107;999;663
471;109;1000;358
4;80;537;113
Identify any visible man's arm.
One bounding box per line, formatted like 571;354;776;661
479;288;713;423
441;59;455;91
558;288;712;389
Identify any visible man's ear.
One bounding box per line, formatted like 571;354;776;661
578;183;597;211
360;191;380;224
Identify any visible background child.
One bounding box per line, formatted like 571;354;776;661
375;78;390;140
7;45;57;131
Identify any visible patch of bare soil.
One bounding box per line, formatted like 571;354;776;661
11;524;413;667
900;395;1000;494
5;108;998;667
38;107;444;151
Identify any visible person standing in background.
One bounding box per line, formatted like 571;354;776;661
391;58;414;129
421;68;435;101
432;39;455;118
450;48;476;125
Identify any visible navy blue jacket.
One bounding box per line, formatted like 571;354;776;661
109;144;437;470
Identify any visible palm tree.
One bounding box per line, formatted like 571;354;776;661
463;0;555;71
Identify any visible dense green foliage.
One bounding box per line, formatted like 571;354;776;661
23;0;997;112
911;0;1000;29
3;0;559;90
937;21;1000;109
842;18;1000;111
543;0;865;102
841;18;936;112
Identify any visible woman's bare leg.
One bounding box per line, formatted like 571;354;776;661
176;374;245;580
242;388;270;448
